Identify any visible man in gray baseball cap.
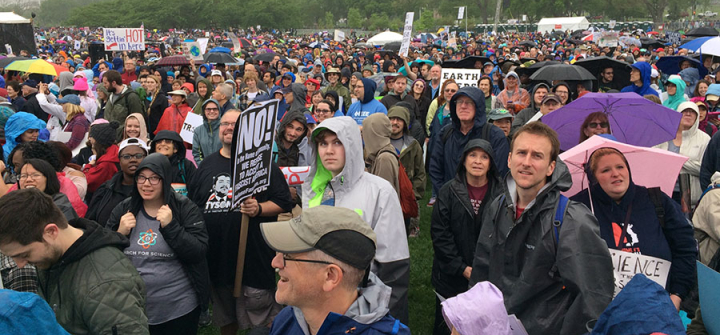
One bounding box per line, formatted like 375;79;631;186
261;206;409;335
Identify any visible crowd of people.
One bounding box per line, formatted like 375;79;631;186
0;24;718;335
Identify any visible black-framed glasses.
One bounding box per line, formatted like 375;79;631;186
588;122;609;129
315;109;332;114
120;153;145;160
282;253;337;269
136;175;162;185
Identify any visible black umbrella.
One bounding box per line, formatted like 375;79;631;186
573;56;631;88
203;52;238;64
442;56;491;69
384;41;402;52
253;52;284;63
530;64;595;82
515;60;560;77
0;56;28;68
238;38;253;48
640;37;665;49
354;42;371;49
376;50;403;62
686;27;720;37
519;40;537;48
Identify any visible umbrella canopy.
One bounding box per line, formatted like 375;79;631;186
0;56;28;68
685;26;720;37
679;36;720;57
442;56;491;69
375;50;403;63
519;40;537;48
156;55;193;66
203;52;238;64
5;59;70;76
559;135;688;197
656;55;704;75
530;64;595;82
367;31;403;46
209;46;232;53
639;37;665;49
383;41;402;52
619;36;641;48
355;42;371;49
238;38;253;48
309;41;329;49
515;60;560;77
574;56;631;88
542;92;682;151
253;52;284;63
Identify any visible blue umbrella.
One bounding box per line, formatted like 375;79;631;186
679;36;716;51
209;46;232;54
542;92;682;151
656;55;707;76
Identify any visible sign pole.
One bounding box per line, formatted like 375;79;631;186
233;213;250;297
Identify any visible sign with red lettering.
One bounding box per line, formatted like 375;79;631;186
555;24;562;29
103;28;146;51
280;166;311;186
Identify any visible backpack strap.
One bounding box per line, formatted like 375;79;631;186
697;183;720;205
647;187;665;229
549;194;569;279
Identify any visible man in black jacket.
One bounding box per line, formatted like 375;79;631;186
188;109;294;335
20;80;46;122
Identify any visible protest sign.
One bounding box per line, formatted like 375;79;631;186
399;12;414;57
179;112;204;144
697;261;720;334
228;32;241;51
182;42;204;62
457;6;465;20
280;166;311;186
231;99;279;209
4;44;11;55
666;32;681;46
440;68;483;89
597;32;619;47
197;38;209;54
103;28;145;51
334;30;345;42
74;40;81;50
609;20;616;29
610;249;670;297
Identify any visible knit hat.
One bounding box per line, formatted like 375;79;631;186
89;121;119;147
72;77;88;91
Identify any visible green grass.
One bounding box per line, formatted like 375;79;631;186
199;183;437;335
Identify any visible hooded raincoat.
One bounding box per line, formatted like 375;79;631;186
150;130;196;185
693;171;720;264
106;153;210;313
302;116;410;324
621;62;659;97
512;83;550;133
470;159;614;335
362;113;400;197
662;76;688;111
268;273;409;335
2;112;45;161
428;86;510;196
347;78;387;125
192;99;222;165
387;106;425;199
274;110;308;167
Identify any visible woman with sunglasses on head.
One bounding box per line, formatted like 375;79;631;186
107;152;209;335
579;112;612;143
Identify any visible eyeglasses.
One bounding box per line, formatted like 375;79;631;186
220;122;236;128
282;253;337;269
205;107;219;111
455;99;474;106
444;88;457;93
315;109;332;114
20;173;44;180
120;153;145;160
588;122;609;129
136;175;162;185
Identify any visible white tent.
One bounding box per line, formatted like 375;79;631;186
367;31;403;45
536;17;590;33
0;12;31;24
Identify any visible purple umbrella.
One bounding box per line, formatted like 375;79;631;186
542;92;682;151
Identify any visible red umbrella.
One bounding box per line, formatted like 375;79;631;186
647;31;660;35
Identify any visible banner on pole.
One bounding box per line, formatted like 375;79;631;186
457;7;465;20
103;28;145;51
231;100;279;209
399;12;415;57
334;30;345;42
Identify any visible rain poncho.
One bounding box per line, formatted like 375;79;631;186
2;112;46;162
662;76;687;111
621;62;659;97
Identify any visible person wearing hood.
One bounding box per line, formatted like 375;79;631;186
347;78;387;125
621;61;659;97
274;109;309;206
513;83;549;129
551;81;572;105
87;138;148;229
322;68;352;112
123;112;150;143
679;67;700;98
0;289;71;334
261;206;410;335
73;75;97;123
654;101;711;207
429;86;510;199
288;82;308;113
362;113;400;196
662;76;688;111
155;90;192;136
106;153;210;334
82;121;120;198
150;130;196;192
187;110;293;335
0;188;149;335
2;112;45;162
388;106;425;202
494;71;530;114
430;139;503;335
302;117;410;324
192;99;222;166
571;147;697;311
470;122;614;335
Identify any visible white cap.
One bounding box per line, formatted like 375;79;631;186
119;137;149;154
651;69;659;78
211;69;223;76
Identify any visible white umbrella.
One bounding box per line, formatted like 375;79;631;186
679;36;720;56
367;31;403;46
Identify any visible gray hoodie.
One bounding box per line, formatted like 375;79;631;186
302;116;410;324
